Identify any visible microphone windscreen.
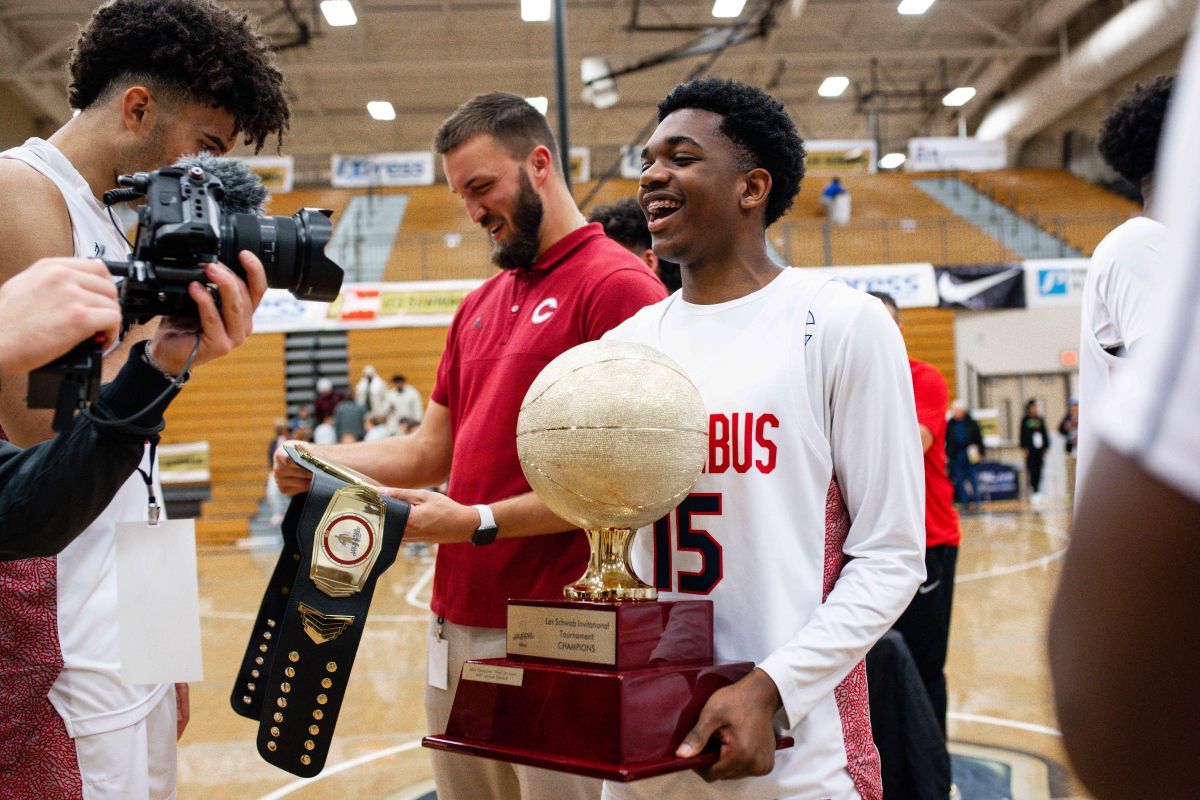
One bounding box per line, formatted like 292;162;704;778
174;153;269;215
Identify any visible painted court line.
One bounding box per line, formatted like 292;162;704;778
949;711;1062;737
256;739;425;800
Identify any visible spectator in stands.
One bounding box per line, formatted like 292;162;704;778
266;419;289;526
290;404;313;436
387;373;424;432
1020;398;1050;503
312;415;337;445
333;395;366;442
1077;75;1172;504
871;292;960;760
364;412;391;442
1059;398;1079;499
820;176;851;225
588;196;682;293
312;377;344;424
945;400;984;509
355;364;389;415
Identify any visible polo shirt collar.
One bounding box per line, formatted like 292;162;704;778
528;222;604;272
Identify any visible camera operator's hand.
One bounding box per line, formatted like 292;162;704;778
147;251;267;376
0;258;120;373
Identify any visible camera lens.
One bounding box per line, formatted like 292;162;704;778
222;209;343;302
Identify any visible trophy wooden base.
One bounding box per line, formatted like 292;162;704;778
423;599;793;781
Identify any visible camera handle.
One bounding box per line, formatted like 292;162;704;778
27;336;105;433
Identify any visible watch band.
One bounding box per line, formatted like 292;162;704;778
471;503;498;546
231;444;409;777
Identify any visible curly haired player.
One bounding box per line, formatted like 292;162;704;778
602;77;925;799
1077;75;1174;498
0;2;287;797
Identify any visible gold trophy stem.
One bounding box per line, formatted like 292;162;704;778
564;527;657;602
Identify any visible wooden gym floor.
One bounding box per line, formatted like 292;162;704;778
180;500;1090;799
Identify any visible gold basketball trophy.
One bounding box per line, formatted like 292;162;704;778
424;341;791;780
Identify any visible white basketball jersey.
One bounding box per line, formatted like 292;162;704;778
1;138;169;736
603;268;926;800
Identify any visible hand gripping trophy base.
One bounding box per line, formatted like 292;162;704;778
564;528;657;602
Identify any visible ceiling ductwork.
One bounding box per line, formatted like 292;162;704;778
975;0;1199;146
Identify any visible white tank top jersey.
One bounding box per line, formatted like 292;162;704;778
1076;216;1164;498
1;138;169;736
602;268;926;800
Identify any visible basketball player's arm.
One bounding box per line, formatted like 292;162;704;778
274;401;575;541
0;161;154;447
1050;441;1200;799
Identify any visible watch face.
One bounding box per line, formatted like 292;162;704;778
321;514;376;566
473;525;498;545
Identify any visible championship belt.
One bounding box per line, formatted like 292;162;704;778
231;443;410;777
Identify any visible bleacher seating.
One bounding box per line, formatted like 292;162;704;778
967;169;1137;255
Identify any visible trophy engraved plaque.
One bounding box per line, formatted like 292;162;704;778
423;342;791;780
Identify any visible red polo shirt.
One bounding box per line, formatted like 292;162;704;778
430;223;667;627
910;358;961;548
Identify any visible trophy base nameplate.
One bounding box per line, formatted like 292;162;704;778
424;599;794;781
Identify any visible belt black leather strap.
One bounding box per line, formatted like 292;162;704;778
231;444;409;777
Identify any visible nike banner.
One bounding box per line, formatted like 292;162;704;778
935;264;1025;310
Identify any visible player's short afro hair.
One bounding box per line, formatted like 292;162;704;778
657;77;805;227
589;197;652;252
1098;75;1173;186
68;0;290;152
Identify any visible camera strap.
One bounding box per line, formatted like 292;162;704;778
230;446;409;777
133;439;161;526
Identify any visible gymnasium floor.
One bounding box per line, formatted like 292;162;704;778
181;500;1088;799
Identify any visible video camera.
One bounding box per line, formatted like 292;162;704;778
28;157;345;430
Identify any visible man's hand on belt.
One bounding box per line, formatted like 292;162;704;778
378;487;477;543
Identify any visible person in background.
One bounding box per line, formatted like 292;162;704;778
588;196;682;293
1077;76;1172;501
312;377;344;424
311;414;336;445
386;373;424;432
289;404;313;436
333;394;366;442
1020;399;1049;503
820;176;851;225
945;400;984;510
355;364;389;415
364;412;391;442
1059;399;1080;499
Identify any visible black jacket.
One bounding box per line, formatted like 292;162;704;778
1019;414;1049;453
0;341;180;559
945;414;984;460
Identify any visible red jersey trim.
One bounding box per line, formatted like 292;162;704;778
823;478;883;800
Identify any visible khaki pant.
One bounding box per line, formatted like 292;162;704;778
425;615;602;800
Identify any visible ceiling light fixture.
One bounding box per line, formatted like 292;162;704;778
521;0;551;22
320;0;358;26
942;87;977;107
525;96;549;115
897;0;935;15
879;152;907;169
367;101;396;121
712;0;748;18
817;76;850;98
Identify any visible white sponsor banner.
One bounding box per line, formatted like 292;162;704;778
569;147;591;182
241;155;294;193
619;145;643;180
331;152;435;188
1022;258;1089;308
808;263;940;308
908;137;1006;172
252;279;485;333
805;139;877;175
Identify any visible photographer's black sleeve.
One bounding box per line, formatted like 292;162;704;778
0;341;182;559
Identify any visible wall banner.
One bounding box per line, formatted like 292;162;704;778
935;263;1026;309
331;152;436;188
1022;258;1090;308
242;155;295;193
252;279;486;333
908;137;1007;172
808;263;939;308
804;140;877;175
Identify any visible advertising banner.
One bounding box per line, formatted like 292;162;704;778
804;140;877;175
242;155;295;193
569;147;591;182
1022;258;1090;307
908;137;1006;172
619;145;643;180
935;263;1025;309
809;263;939;308
252;279;485;333
331;152;436;188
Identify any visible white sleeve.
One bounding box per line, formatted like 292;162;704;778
1099;37;1200;504
758;297;927;727
1100;224;1164;352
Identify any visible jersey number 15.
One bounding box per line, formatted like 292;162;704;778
651;493;724;595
